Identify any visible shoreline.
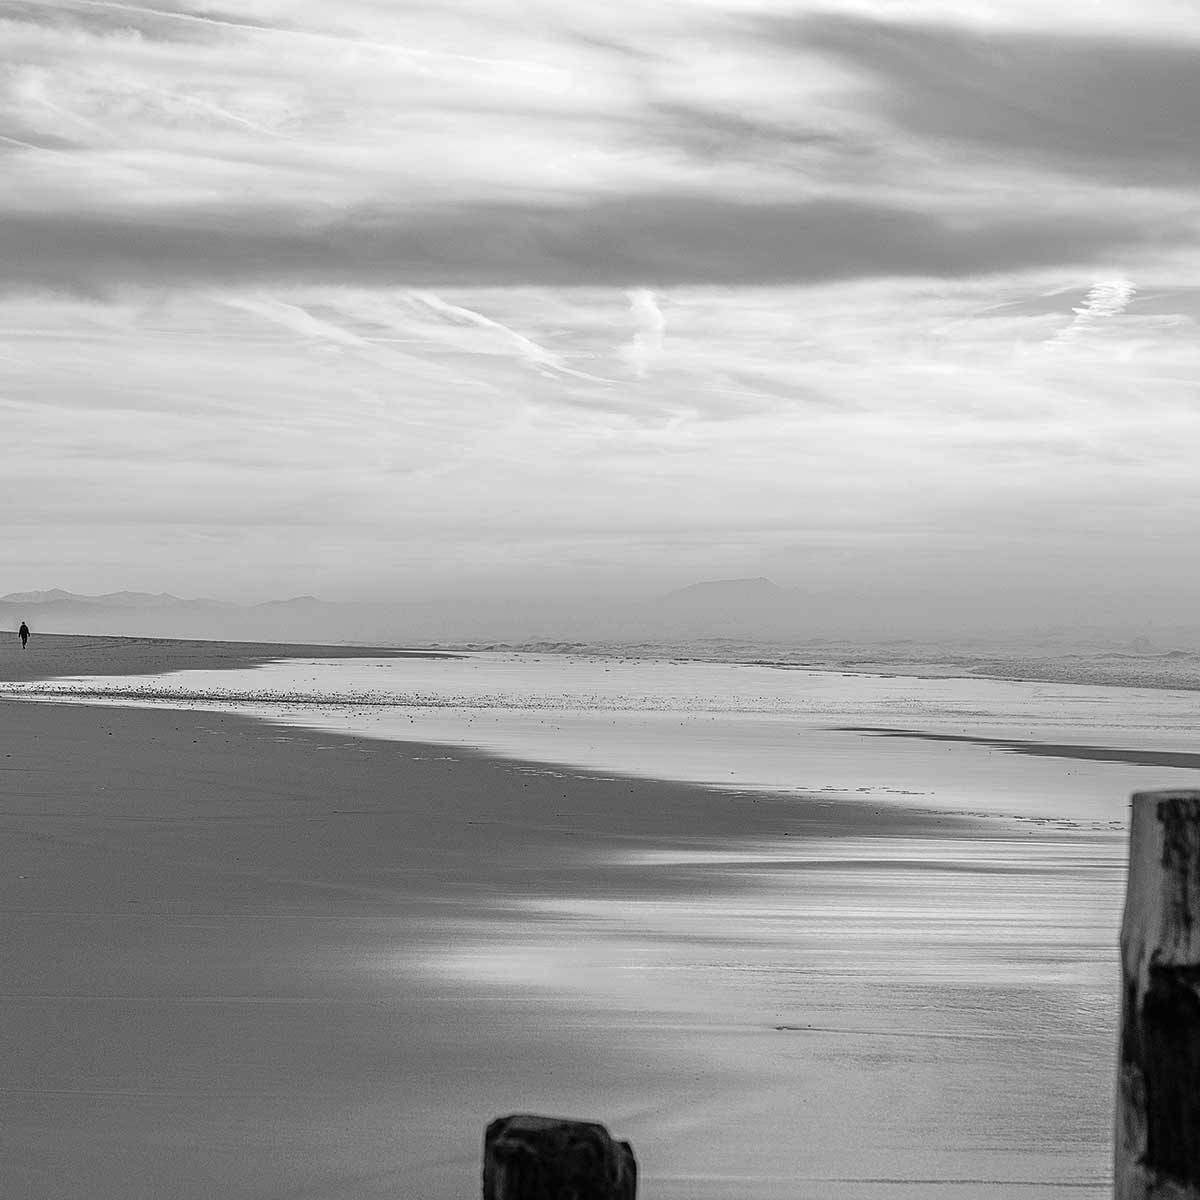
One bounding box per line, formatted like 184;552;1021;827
0;639;1190;834
7;630;1200;699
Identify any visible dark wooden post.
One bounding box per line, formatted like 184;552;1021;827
1116;790;1200;1199
483;1114;636;1199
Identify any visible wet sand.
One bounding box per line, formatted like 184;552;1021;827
0;632;453;684
0;637;1123;1198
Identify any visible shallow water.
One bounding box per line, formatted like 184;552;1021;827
8;651;1200;825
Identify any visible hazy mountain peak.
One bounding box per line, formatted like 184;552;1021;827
650;577;798;635
2;589;193;609
660;577;788;601
0;588;77;604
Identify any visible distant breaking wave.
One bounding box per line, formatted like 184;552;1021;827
451;639;1200;694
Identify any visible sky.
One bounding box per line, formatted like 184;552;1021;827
2;0;1199;630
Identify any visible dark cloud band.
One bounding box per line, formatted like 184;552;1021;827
765;14;1200;185
0;194;1156;293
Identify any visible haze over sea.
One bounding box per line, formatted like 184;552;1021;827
7;645;1197;1195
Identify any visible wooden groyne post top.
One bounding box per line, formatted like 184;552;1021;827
1117;790;1200;1199
483;1114;636;1200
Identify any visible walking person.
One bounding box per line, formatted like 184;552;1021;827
18;621;29;650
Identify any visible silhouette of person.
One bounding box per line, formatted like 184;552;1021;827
18;621;29;650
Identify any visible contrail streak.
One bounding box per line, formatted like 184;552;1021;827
413;292;617;385
32;0;556;76
0;132;60;154
221;295;369;347
130;81;289;139
1049;278;1135;345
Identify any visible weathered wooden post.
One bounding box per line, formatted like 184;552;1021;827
1116;790;1200;1199
483;1114;637;1199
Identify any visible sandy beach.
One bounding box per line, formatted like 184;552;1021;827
0;632;452;683
1;637;1125;1198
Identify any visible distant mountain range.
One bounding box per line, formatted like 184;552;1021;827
0;590;345;642
5;582;1200;656
2;589;235;610
0;578;808;644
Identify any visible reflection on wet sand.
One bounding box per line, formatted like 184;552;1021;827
421;828;1122;1197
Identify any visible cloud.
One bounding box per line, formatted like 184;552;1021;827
4;0;1200;617
7;270;1200;616
411;290;604;381
0;131;60;154
0;195;1161;295
411;291;634;391
620;288;665;378
220;293;370;347
14;0;418;54
1048;278;1136;345
763;14;1200;184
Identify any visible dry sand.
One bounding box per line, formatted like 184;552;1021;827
1;636;1119;1198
